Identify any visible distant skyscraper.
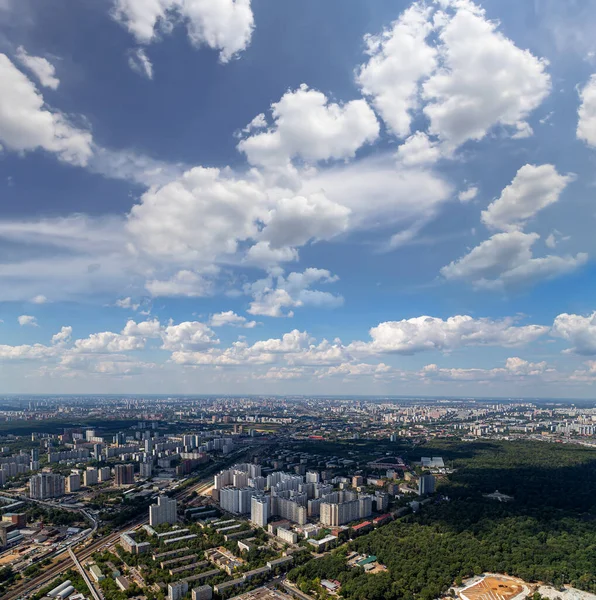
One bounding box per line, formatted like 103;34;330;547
84;467;98;486
319;492;373;526
375;492;389;511
29;473;65;499
149;495;177;526
98;466;111;482
115;464;134;486
93;444;103;460
352;476;364;488
66;473;81;493
251;494;270;527
418;473;435;495
220;487;256;514
306;471;320;484
139;461;152;478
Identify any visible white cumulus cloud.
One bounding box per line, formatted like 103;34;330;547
577;74;596;147
481;164;573;231
160;321;218;351
441;231;587;290
51;326;72;345
551;312;596;355
259;192;350;250
0;54;93;166
18;315;37;326
238;84;379;169
245;268;343;318
15;46;59;89
357;2;437;138
111;0;254;63
348;315;548;355
458;186;478;203
395;132;442;166
422;0;551;150
128;47;153;79
209;311;256;328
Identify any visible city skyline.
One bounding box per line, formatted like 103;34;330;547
2;0;596;396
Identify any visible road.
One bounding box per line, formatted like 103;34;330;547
281;577;317;600
3;475;214;600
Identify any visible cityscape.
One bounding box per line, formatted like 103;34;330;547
2;0;596;599
0;395;595;600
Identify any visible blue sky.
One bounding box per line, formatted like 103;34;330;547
1;0;596;396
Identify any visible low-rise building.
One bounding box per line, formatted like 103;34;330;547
276;527;298;544
89;564;105;582
115;576;131;591
308;534;338;552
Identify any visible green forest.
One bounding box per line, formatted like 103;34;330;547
288;440;596;600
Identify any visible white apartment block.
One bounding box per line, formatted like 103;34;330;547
149;495;177;526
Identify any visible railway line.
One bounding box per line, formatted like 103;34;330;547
4;477;214;600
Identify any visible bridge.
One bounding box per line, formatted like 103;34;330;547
67;547;104;600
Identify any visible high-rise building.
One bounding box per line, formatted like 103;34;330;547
192;585;213;600
219;487;256;515
214;464;261;491
305;471;320;484
251;494;270;527
418;473;435;495
375;492;389;512
29;473;65;499
149;495;177;526
139;461;153;478
249;476;266;491
352;475;364;488
271;495;307;525
98;466;111;482
84;467;98;486
93;444;103;460
115;464;135;486
233;471;249;488
319;492;373;527
66;473;81;493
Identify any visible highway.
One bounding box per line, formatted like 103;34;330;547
3;476;214;600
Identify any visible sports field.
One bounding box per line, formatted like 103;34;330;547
460;575;528;600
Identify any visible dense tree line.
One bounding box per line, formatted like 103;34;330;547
289;440;596;600
26;505;82;526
